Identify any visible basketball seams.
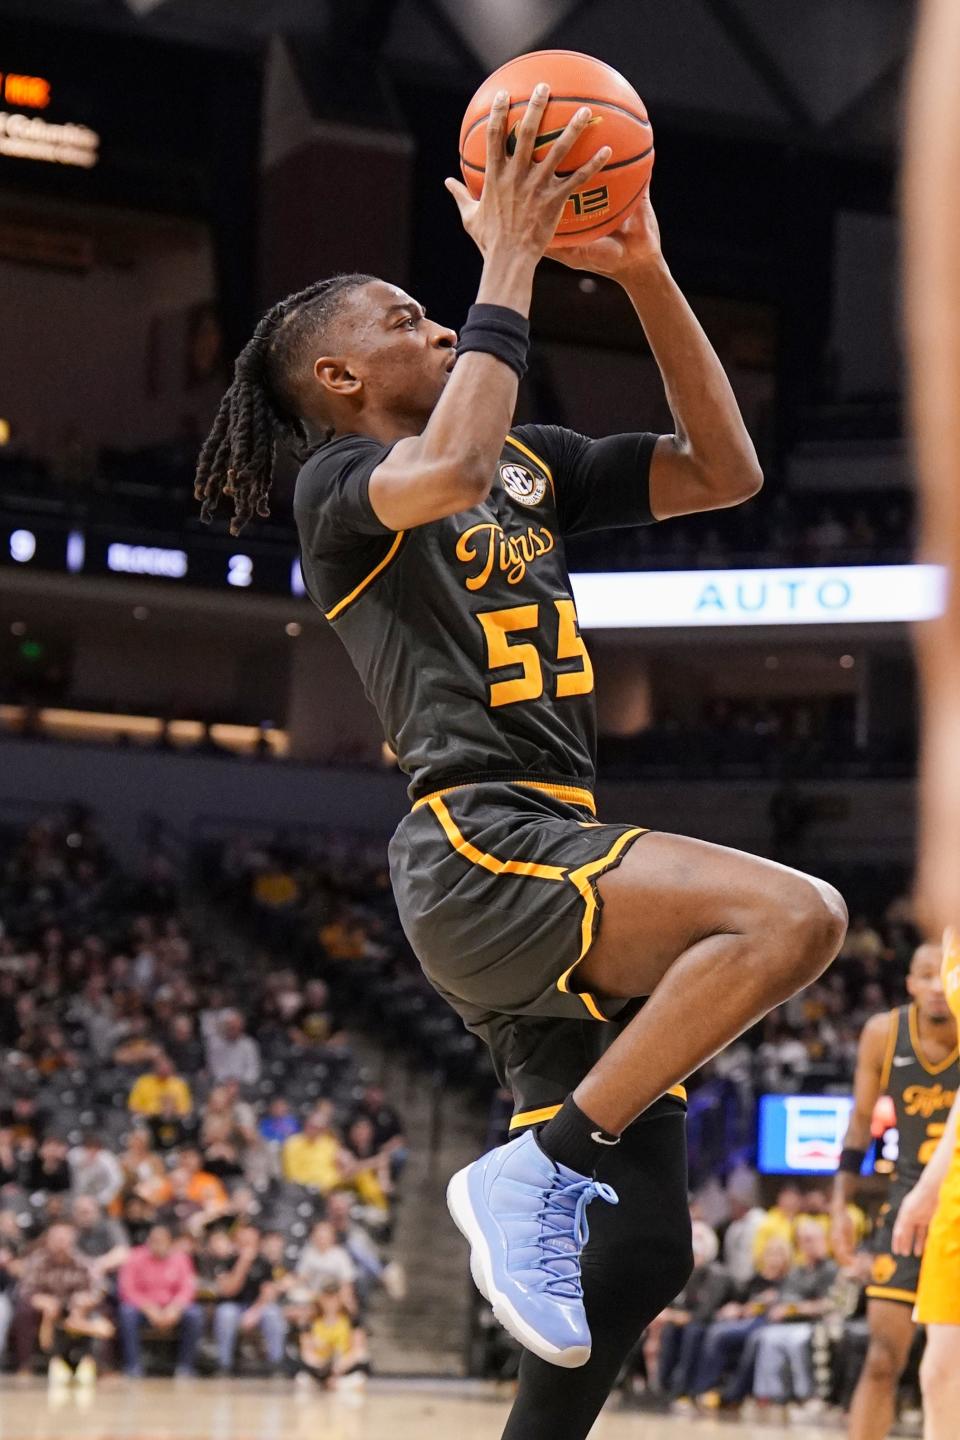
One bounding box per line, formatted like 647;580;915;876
461;96;651;153
460;143;654;178
555;143;652;178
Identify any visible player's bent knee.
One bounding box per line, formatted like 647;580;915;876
863;1335;906;1384
773;876;847;983
799;877;848;958
920;1345;954;1399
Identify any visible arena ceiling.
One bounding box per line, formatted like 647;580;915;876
6;0;915;155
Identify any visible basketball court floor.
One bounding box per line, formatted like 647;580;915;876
0;1378;836;1440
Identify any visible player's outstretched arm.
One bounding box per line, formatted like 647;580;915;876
893;1091;960;1258
367;86;610;532
545;187;762;520
830;1011;889;1265
905;0;960;934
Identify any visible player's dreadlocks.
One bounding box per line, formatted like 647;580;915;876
194;273;375;535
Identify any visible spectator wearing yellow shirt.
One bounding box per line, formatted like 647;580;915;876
252;863;300;912
282;1104;343;1194
340;1117;391;1215
752;1184;803;1262
753;1184;865;1264
127;1053;192;1118
297;1281;369;1390
318;916;367;963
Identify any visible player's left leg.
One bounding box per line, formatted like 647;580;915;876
919;1324;960;1440
569;833;847;1134
500;1106;690;1440
847;1300;915;1440
447;829;845;1370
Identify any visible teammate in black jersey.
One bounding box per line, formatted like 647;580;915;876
196;84;847;1438
832;942;958;1440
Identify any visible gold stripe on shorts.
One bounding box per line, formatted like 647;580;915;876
412;780;596;816
426;797;567;881
557;828;648;1020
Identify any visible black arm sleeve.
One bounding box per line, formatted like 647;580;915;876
512;423;660;536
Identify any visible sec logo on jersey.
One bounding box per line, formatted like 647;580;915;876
499;463;547;508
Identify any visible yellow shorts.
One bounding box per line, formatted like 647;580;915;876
915;1157;960;1326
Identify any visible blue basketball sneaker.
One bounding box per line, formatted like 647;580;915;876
446;1129;618;1367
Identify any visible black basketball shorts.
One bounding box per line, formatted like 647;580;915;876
866;1194;923;1305
388;780;687;1130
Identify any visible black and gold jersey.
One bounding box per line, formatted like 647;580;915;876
879;1004;959;1191
294;425;659;801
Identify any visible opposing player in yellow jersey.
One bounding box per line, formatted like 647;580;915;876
892;933;960;1440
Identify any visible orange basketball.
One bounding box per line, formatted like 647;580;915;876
459;49;653;248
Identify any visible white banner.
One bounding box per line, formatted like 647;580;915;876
570;564;947;629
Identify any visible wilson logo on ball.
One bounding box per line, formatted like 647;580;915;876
499;464;547;506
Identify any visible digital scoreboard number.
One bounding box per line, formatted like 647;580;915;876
0;519;306;599
1;72;51;108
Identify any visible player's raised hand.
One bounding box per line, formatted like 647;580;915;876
445;84;611;263
544;183;662;278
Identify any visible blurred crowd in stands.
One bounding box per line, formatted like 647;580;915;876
0;810;407;1388
0;804;930;1415
599;698;915;782
566;490;915;573
622;1194;914;1425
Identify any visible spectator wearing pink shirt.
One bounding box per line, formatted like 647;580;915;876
117;1225;203;1377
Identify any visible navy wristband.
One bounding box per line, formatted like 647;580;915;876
457;303;530;379
837;1147;866;1176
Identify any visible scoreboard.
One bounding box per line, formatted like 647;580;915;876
0;514;947;627
0;517;307;599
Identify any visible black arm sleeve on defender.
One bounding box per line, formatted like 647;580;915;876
512;423;661;537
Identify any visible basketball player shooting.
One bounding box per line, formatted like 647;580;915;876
831;942;958;1440
195;84;847;1439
